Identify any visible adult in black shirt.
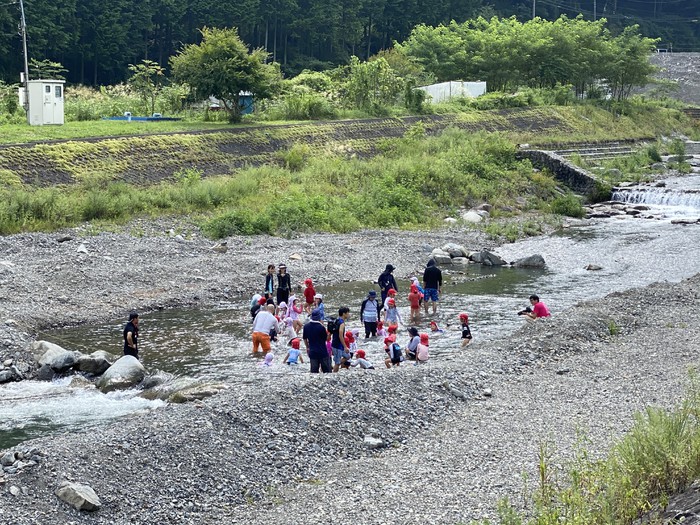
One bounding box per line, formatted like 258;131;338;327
277;263;291;305
303;309;331;373
422;259;443;315
123;312;139;359
377;264;398;303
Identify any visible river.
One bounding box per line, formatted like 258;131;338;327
2;174;700;450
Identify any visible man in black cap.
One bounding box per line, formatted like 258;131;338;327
123;312;139;359
377;264;398;304
303;308;331;373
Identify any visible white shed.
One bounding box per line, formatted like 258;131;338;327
418;81;487;103
19;79;66;126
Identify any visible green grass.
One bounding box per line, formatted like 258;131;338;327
475;371;700;525
0;129;568;236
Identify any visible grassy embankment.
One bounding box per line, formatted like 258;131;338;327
0;104;695;237
475;373;700;525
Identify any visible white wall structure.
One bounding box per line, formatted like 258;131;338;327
19;80;66;126
418;81;487;103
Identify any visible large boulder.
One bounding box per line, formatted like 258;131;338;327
469;250;507;266
55;481;101;511
441;243;468;258
32;341;78;372
430;249;452;265
0;369;15;383
74;351;116;376
461;211;483;223
97;356;145;393
512;254;546;269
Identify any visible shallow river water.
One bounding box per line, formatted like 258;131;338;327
3;174;700;449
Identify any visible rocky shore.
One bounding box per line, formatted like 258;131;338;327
1;221;699;524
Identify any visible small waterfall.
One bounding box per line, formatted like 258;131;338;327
612;187;700;209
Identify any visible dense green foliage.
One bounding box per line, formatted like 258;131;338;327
0;0;695;85
478;373;700;525
0;128;565;235
397;16;658;99
170;27;282;122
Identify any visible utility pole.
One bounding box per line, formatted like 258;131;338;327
18;0;30;116
593;0;597;20
532;0;536;19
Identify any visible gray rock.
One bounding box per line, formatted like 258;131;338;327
363;435;384;449
0;369;14;383
471;251;507;267
1;451;15;467
650;162;666;171
97;355;146;393
32;341;78;372
512;254;546;269
35;364;55;381
451;257;469;265
76;243;89;254
461;211;483;223
3;359;12;367
476;203;493;212
443;217;457;224
430;249;452;265
74;351;116;376
9;485;20;496
585;264;603;271
55;481;101;511
441;243;468;258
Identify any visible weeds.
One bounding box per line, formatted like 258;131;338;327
477;371;700;525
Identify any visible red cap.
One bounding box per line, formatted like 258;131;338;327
291;338;300;349
356;349;366;359
383;337;392;345
420;333;429;345
459;312;469;322
388;324;398;334
304;278;313;285
258;297;267;305
388;289;397;296
377;321;384;329
388;298;396;306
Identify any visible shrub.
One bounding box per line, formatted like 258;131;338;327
550;194;585;217
201;209;272;238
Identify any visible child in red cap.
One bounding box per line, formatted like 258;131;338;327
384;297;402;327
416;333;430;364
284;337;304;365
383;288;397;311
384;336;403;368
351;348;375;369
303;278;316;314
376;320;388;337
408;284;422;324
460;313;472;347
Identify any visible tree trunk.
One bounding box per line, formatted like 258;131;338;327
366;14;372;60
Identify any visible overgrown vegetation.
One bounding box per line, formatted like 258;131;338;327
476;372;700;525
0;129;569;236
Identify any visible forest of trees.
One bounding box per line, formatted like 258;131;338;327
0;0;697;85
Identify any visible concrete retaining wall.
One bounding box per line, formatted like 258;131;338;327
516;150;602;196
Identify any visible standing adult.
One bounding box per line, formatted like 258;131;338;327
360;290;381;338
330;307;350;373
422;258;442;316
252;304;277;354
264;264;275;301
276;263;291;306
123;312;139;359
377;264;398;303
303;309;331;373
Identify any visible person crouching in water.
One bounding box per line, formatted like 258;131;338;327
284;337;304;365
405;326;420;360
351;348;374;369
460;313;473;347
416;333;430;364
384;337;403;368
360;289;381;338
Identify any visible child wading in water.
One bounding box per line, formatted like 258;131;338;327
415;333;429;364
313;294;325;320
376;320;388;337
460;313;473;347
288;295;304;334
384;298;403;327
408;284;422;324
284;338;304;365
303;278;316;314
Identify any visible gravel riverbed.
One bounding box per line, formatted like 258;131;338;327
0;220;698;524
